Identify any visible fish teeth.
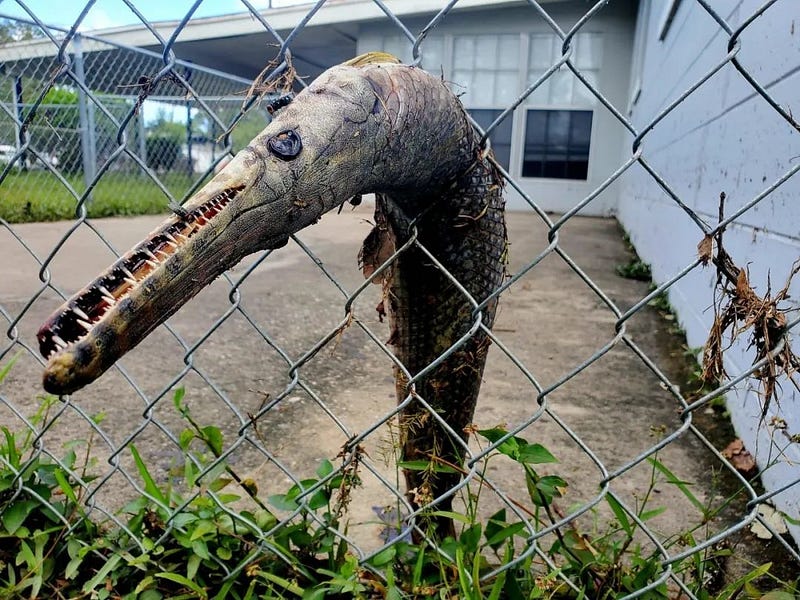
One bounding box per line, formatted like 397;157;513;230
145;259;159;269
99;287;116;304
53;335;68;348
120;266;135;279
73;306;90;320
143;249;158;260
155;249;171;259
78;319;93;331
175;233;189;242
124;277;137;286
164;233;178;244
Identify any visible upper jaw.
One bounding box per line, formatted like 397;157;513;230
37;147;307;395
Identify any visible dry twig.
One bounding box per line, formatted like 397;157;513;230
700;192;800;419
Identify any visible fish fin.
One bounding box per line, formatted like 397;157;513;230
343;52;402;67
358;198;396;284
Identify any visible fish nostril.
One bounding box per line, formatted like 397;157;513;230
268;130;303;161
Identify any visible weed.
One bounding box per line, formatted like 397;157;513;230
1;359;797;598
616;232;654;282
700;194;800;418
647;285;672;314
616;259;653;282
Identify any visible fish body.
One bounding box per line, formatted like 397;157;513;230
38;56;506;536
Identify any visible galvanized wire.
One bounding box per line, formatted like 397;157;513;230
0;0;798;597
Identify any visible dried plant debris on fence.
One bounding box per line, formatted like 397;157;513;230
244;49;301;110
699;192;800;418
216;50;301;143
123;71;189;115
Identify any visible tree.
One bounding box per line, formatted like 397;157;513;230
230;111;269;154
148;113;186;141
42;86;82;173
146;112;185;171
0;19;41;44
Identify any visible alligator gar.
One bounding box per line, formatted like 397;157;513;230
37;53;506;537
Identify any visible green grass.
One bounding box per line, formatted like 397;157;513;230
0;170;203;223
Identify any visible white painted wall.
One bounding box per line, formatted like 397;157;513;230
618;0;800;541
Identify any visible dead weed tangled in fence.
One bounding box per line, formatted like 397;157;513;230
700;193;800;418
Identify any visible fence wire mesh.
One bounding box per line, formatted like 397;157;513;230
1;0;799;598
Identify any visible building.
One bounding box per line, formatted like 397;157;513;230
618;0;800;542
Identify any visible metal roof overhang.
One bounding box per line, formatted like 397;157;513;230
0;0;527;87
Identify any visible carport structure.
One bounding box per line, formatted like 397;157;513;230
0;1;402;198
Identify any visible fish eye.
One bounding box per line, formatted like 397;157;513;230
268;130;302;160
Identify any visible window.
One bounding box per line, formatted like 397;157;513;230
468;109;512;171
522;110;592;180
526;32;603;106
451;34;520;106
374;30;602;181
377;35;445;72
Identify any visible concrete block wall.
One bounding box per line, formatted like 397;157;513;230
617;0;800;541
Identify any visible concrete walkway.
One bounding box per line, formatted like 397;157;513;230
0;204;744;558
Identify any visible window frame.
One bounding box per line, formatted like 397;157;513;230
657;0;683;42
518;31;600;182
628;0;651;113
467;108;514;173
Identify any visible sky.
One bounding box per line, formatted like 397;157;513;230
0;0;311;124
0;0;308;31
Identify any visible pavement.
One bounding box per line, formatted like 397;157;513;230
0;202;758;559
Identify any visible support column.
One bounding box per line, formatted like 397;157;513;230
73;35;96;194
186;100;193;176
12;76;27;169
138;111;147;169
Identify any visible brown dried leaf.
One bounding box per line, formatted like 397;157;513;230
698;234;713;266
750;504;789;540
735;268;751;299
701;315;726;383
721;438;743;458
721;439;757;475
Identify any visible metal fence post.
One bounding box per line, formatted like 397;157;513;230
73;34;96;192
138;112;147;167
12;75;26;168
186;99;193;176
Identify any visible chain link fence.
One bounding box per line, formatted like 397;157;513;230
1;0;799;597
0;19;269;222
